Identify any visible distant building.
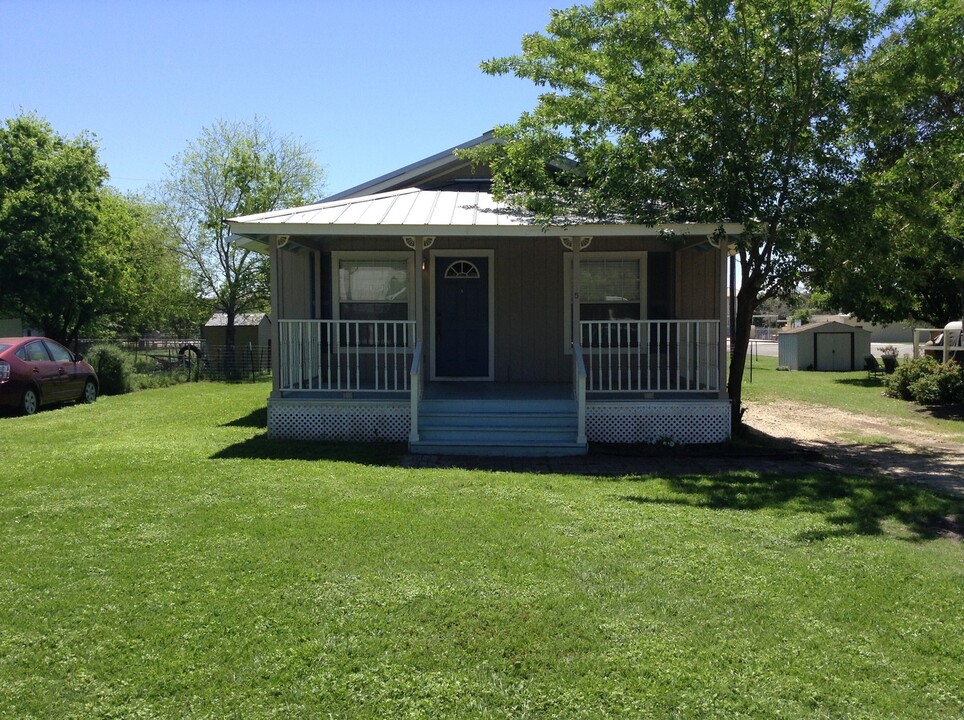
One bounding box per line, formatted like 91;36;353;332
811;314;914;343
779;320;871;371
202;313;271;348
0;318;23;336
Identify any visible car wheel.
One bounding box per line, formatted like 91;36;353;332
82;379;97;404
21;387;39;416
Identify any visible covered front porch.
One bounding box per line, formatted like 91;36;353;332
268;318;730;455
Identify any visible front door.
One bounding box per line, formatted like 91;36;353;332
434;256;490;378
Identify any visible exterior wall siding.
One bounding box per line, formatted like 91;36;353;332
677;246;720;319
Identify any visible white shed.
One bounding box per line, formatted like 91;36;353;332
778;320;872;371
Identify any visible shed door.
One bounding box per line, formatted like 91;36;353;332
815;332;852;371
435;257;490;378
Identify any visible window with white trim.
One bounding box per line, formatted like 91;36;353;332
331;252;414;346
564;252;648;348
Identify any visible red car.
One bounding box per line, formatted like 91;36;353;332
0;337;98;415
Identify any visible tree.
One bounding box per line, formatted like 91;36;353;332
92;190;208;337
0;113;107;344
156;118;325;348
807;0;963;326
464;0;881;426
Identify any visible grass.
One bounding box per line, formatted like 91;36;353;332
1;382;962;718
740;354;964;440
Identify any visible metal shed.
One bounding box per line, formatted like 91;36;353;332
778;320;871;371
202;313;271;348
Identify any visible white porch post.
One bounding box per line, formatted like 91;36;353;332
565;236;593;346
719;239;731;400
404;236;434;346
269;235;283;398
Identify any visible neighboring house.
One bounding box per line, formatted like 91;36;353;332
778;320;871;371
202;313;271;348
228;132;742;456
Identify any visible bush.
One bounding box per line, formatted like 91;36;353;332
86;344;133;395
885;356;964;405
909;361;964;405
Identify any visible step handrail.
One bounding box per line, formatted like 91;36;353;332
409;341;423;443
573;342;587;445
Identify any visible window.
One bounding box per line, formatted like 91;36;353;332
564;252;648;349
331;252;414;346
44;341;73;363
17;341;50;362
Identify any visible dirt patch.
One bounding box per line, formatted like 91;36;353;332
743;400;964;497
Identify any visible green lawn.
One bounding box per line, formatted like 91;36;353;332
1;382;962;718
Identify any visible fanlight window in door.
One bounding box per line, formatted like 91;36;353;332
444;261;481;279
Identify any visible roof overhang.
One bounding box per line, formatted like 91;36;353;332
229;187;743;253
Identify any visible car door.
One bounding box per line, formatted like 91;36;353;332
17;340;62;402
43;340;84;399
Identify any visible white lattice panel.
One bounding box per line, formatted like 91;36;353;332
268;400;409;442
586;401;730;444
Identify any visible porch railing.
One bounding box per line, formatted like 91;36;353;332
278;319;416;393
581;320;721;393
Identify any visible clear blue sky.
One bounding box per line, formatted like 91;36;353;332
0;0;562;199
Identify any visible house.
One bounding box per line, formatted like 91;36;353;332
778;320;871;371
202;312;271;349
228;132;742;456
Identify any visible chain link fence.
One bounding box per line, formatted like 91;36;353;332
75;338;271;383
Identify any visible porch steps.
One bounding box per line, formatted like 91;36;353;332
410;397;587;457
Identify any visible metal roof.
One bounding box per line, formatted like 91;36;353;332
229;186;743;245
205;313;269;327
321;132;496;202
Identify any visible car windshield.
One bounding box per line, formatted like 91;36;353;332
0;344;9;352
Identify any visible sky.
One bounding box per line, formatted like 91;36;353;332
0;0;563;199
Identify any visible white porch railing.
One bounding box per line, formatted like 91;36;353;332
278;319;416;393
581;320;721;393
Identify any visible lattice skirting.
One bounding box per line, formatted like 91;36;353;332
268;399;410;442
586;400;731;444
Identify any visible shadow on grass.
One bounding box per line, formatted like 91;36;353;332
622;470;963;542
222;406;268;428
834;376;887;389
212;432;406;465
917;403;964;422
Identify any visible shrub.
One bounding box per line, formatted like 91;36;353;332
885;356;964;405
86;344;133;395
909;361;964;405
885;356;938;400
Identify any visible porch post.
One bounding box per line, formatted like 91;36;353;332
571;238;580;346
269;235;283;398
719;240;730;400
405;236;434;347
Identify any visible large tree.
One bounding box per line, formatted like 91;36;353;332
0;113;107;344
156;118;324;348
465;0;881;426
807;0;963;326
92;190;208;338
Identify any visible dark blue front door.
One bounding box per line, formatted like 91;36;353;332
435;257;489;378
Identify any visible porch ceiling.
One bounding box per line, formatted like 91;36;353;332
228;187;743;250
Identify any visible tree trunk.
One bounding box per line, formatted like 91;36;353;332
726;281;760;430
